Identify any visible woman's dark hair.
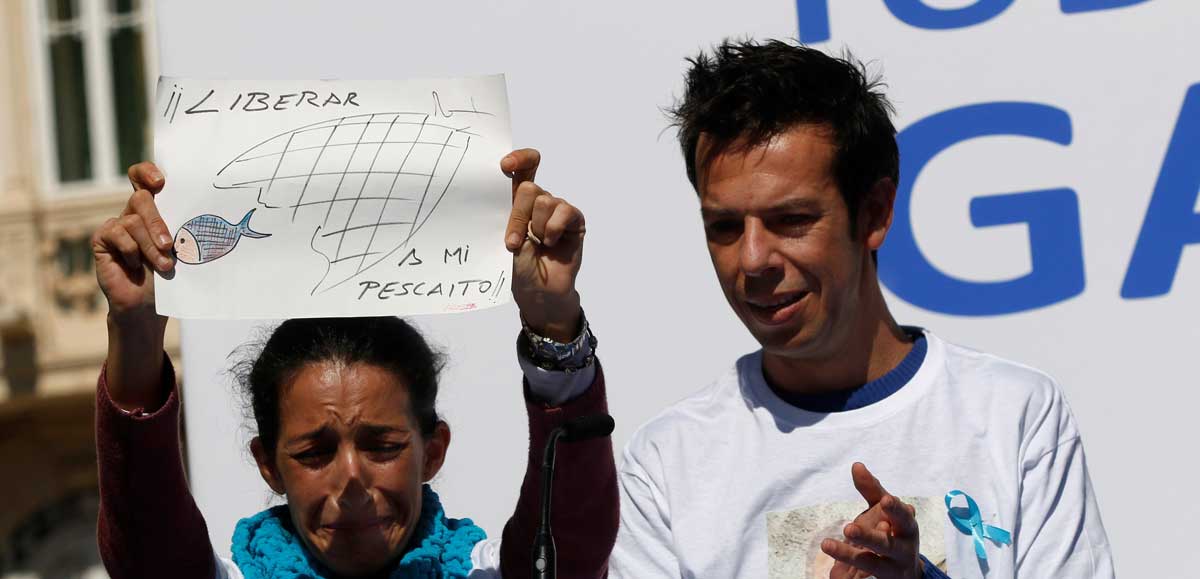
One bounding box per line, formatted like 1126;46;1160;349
232;317;445;456
670;38;899;229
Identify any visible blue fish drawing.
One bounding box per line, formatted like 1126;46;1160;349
173;208;270;265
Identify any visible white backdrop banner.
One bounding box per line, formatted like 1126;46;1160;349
160;0;1197;575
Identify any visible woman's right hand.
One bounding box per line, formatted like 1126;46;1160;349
92;162;175;321
94;161;176;410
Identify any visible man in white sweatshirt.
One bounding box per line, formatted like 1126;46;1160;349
609;39;1114;579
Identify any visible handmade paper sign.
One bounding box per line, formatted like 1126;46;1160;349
152;75;513;319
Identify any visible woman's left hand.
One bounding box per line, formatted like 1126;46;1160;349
501;148;585;342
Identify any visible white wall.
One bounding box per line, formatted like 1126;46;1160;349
162;0;1199;574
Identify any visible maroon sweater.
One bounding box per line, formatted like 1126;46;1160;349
95;356;617;578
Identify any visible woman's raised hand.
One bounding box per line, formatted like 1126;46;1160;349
93;161;175;410
92;161;175;320
501;149;586;342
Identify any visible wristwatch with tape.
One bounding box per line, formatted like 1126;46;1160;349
521;311;597;373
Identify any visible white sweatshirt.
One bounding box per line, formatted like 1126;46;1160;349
611;330;1114;578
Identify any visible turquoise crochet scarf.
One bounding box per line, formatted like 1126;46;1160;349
231;485;486;579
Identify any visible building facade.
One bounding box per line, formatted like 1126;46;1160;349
0;0;178;575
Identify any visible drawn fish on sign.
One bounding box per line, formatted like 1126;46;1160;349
173;208;271;265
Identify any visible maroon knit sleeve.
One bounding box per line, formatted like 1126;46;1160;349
500;362;618;579
95;355;217;579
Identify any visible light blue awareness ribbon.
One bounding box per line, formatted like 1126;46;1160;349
945;490;1012;561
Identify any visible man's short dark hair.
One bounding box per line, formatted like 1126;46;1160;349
670;39;899;227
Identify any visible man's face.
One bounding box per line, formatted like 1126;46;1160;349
698;125;872;361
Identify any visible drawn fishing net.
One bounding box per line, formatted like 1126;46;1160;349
213;112;473;293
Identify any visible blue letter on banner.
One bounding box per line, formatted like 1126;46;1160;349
795;0;832;43
882;0;1014;30
1061;0;1151;14
1121;84;1200;299
880;103;1085;316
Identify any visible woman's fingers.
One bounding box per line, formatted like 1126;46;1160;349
96;218;144;272
506;180;544;251
501;148;541;195
530;193;555;245
524;192;584;248
542;198;584;247
122;188;175;269
127;161;165;194
119;214;173;272
124;189;174;252
500;149;581;248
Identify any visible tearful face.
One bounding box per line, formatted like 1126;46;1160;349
258;362;449;576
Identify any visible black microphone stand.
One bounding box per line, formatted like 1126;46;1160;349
532;427;565;578
531;414;615;579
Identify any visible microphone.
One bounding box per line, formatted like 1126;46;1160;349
560;413;616;442
532;414;615;579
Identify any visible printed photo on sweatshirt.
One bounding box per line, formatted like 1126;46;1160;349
766;497;948;578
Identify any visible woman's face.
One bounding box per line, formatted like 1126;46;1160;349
251;361;449;577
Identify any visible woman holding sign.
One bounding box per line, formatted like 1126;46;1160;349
90;151;616;578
